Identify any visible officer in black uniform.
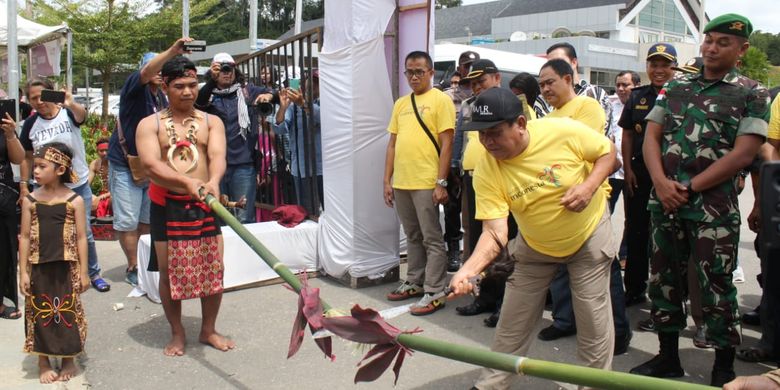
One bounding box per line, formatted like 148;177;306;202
620;43;677;309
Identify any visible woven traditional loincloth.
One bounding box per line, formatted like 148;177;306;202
164;193;223;301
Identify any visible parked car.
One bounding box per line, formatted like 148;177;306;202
89;95;120;117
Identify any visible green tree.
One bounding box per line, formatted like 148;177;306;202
33;0;219;124
750;30;780;66
741;46;771;84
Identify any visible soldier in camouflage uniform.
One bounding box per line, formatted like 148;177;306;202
629;14;771;387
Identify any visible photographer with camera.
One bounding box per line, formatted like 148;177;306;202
196;52;275;224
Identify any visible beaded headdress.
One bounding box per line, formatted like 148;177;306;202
33;146;78;183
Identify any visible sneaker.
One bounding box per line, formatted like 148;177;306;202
90;277;111;292
733;266;745;283
693;326;713;349
386;281;424;301
125;268;139;286
410;293;445;316
638;317;656;332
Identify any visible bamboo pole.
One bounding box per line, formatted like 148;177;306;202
204;194;716;390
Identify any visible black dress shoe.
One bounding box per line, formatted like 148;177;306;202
456;300;493;316
615;332;632;355
711;369;736;387
484;311;499;328
629;355;684;378
537;325;576;341
742;307;761;326
624;294;647;307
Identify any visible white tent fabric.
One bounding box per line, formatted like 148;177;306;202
317;0;400;278
0;0;68;49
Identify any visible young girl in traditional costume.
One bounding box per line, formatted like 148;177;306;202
19;142;89;383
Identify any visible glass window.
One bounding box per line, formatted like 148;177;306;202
637;0;690;36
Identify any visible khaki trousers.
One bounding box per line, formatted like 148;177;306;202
475;210;616;390
394;189;447;293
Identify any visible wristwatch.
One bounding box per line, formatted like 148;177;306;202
680;179;695;193
436;178;448;188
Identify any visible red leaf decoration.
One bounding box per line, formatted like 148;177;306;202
286;273;334;361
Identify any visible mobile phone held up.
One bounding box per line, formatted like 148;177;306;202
183;40;207;52
0;99;16;122
289;78;300;91
41;90;66;104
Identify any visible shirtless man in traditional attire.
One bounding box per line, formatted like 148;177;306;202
136;55;234;356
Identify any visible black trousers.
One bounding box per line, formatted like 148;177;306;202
624;159;653;298
444;174;462;243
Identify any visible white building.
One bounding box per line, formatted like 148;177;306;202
435;0;708;91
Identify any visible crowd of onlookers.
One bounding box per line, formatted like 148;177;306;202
383;12;780;389
3;13;780;388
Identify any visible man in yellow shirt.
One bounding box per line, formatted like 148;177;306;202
384;51;455;315
450;87;617;389
534;58;631;355
541;59;606;132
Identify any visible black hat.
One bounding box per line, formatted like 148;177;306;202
672;57;703;74
458;51;480;66
462;59;499;82
463;88;522;131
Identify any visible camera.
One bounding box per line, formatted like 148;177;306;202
257;102;274;117
220;62;234;73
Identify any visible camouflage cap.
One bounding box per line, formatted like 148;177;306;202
703;13;753;38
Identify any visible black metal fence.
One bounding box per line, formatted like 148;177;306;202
237;28;323;219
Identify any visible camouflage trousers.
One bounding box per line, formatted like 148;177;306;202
648;212;741;348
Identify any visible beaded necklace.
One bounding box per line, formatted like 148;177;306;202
161;108;201;173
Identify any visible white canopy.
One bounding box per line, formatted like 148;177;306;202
0;0;69;50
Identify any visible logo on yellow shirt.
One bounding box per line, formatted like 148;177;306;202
537;164;562;187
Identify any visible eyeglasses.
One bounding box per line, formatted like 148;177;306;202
404;69;428;78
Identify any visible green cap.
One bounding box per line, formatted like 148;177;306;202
703;13;753;38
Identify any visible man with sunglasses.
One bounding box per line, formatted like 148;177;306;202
384;51;455;316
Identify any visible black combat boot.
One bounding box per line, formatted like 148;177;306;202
446;240;460;272
629;331;684;378
711;347;736;386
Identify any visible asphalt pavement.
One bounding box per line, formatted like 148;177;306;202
0;190;775;390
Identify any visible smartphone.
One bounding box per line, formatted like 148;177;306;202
41;89;66;104
289;78;300;91
183;40;207;52
0;99;16;122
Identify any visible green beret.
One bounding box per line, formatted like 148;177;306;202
703;13;753;38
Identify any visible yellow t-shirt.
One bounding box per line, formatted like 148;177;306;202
462;104;537;170
546;95;606;133
388;88;456;189
769;95;780;141
473;117;611;257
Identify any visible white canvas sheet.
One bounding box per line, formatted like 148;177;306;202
130;221;318;303
317;0;401;279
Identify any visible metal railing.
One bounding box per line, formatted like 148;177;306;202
237;28;322;218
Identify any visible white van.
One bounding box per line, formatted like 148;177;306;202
434;43;547;88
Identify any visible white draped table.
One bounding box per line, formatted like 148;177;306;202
129;221;319;303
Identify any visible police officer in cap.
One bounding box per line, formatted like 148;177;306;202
629;14;771;386
620;43;677;310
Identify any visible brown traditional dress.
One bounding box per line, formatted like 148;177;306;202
23;193;87;357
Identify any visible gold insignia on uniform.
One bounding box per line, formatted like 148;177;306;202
729;22;745;31
635;123;643;134
656;45;666;52
640;97;647;105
